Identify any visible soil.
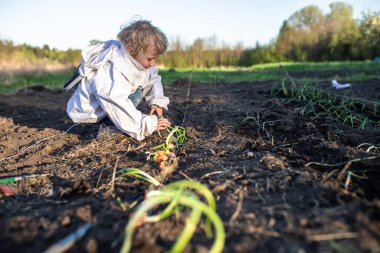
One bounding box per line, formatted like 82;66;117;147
0;75;379;253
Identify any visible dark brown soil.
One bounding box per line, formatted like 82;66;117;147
0;77;379;253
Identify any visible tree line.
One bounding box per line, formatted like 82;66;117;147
160;3;380;67
0;40;81;73
1;2;379;71
0;40;81;66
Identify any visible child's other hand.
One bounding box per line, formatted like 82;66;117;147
149;106;163;117
156;118;171;131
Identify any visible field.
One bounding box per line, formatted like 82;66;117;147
0;62;379;253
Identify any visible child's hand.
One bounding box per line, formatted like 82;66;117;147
149;106;163;117
156;118;171;131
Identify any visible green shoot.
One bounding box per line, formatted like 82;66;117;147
117;197;128;211
163;180;216;238
117;168;161;187
120;180;225;253
151;125;186;152
166;125;186;148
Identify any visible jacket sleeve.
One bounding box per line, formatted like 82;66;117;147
143;67;170;110
94;62;158;141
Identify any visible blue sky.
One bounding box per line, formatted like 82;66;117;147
0;0;379;50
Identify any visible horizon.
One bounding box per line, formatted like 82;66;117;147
0;0;379;51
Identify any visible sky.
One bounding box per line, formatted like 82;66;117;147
0;0;379;51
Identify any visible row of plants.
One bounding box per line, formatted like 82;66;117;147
269;79;380;129
116;126;225;253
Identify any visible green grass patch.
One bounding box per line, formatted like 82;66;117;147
159;68;283;85
0;71;72;94
0;61;379;94
160;61;380;85
249;61;380;72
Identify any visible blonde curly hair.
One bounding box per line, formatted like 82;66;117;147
117;19;168;57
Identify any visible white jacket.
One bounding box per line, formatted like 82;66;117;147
66;40;170;141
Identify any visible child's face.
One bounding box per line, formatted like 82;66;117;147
133;43;158;69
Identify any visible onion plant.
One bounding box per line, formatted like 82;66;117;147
120;180;225;253
148;126;186;172
270;79;380;129
151;125;186;152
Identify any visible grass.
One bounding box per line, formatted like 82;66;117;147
159;68;284;84
0;61;379;94
160;61;380;85
0;71;73;93
249;61;380;72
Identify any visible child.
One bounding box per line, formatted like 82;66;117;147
66;19;171;141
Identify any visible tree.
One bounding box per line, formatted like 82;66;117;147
358;11;380;59
189;38;205;68
288;5;324;31
325;2;360;60
276;6;325;61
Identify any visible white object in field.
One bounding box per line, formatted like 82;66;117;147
331;80;351;89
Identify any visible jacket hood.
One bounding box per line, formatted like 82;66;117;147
80;40;150;87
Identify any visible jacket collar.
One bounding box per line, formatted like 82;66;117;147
82;40;150;87
112;40;150;87
121;44;146;71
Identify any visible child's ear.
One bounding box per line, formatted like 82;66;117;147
127;47;133;54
